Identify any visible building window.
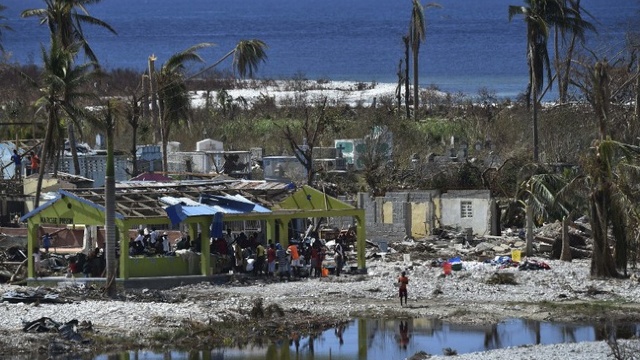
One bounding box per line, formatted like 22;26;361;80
460;201;473;218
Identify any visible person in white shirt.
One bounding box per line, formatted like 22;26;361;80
162;232;170;253
134;230;145;247
149;228;158;246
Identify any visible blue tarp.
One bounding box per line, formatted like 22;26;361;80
0;142;18;180
163;194;271;227
211;212;224;239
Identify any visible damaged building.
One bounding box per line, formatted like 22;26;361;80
358;189;499;242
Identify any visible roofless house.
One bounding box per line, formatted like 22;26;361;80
20;180;366;285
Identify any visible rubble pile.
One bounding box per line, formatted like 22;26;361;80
373;219;595;265
0;234;28;283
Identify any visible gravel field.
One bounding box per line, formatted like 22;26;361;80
1;256;639;359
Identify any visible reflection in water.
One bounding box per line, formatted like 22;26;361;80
335;324;345;345
97;319;640;360
397;321;410;349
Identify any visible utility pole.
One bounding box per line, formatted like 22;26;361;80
148;55;160;144
142;73;149;122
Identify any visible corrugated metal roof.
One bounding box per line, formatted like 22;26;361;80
62;180;292;219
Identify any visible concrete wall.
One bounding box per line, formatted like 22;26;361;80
358;191;438;243
359;189;492;242
439;190;491;235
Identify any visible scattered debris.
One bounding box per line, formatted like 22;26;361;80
518;260;551;271
2;289;72;304
23;317;92;343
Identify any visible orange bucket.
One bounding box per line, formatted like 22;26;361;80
443;262;452;275
321;268;329;277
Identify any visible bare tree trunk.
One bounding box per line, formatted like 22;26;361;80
412;44;420;121
142;74;149;122
560;216;572;261
558;0;581;103
403;36;410;119
525;201;534;256
128;95;141;177
54;134;62;176
532;81;539;162
559;32;578;103
590;188;619;278
35;105;56;208
636;56;640;122
396;60;403;116
105;114;117;297
161;123;168;174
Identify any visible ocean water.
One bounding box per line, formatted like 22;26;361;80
1;0;637;98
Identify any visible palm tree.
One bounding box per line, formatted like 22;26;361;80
151;40;267;173
21;0;116;64
509;0;594;162
22;0;116;175
32;38;94;208
0;4;13;53
403;35;410;119
155;43;212;173
408;1;440;121
188;39;268;80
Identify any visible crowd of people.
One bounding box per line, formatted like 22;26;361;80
211;229;349;278
128;227;173;256
35;226;350;279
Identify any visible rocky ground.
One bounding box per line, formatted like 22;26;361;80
1;247;640;359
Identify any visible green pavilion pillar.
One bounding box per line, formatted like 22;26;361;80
200;219;211;275
27;222;38;278
266;218;277;245
355;213;366;272
277;217;290;247
119;225;130;279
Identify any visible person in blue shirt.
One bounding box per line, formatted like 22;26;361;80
10;150;22;179
42;233;52;253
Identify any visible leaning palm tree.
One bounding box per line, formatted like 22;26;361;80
509;0;594;162
408;1;440;121
188;39;268;80
32;38;95;208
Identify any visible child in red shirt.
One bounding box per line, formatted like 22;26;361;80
398;271;409;306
